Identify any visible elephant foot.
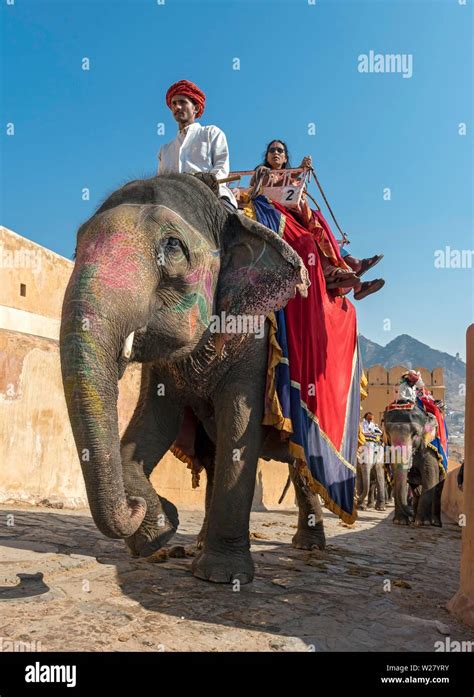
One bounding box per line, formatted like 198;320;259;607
375;503;386;511
125;522;177;558
393;509;413;525
125;499;179;558
413;517;432;527
413;515;442;528
357;501;367;511
292;523;326;551
192;547;254;584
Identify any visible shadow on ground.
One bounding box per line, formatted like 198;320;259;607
0;504;472;652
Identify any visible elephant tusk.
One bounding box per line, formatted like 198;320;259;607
122;331;135;359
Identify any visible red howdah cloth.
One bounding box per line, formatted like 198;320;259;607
418;396;448;458
271;200;358;450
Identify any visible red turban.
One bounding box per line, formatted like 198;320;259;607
165;80;206;118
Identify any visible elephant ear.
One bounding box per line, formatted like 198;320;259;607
217;212;309;322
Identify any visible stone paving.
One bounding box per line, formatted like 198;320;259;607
0;503;473;652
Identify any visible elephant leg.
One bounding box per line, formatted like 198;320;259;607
195;423;216;549
412;485;421;520
290;461;326;551
413;450;440;527
367;470;376;509
192;367;265;584
384;463;394;505
374;462;386;511
431;478;445;527
393;477;413;524
356;464;363;498
120;367;182;557
407;462;420;516
358;442;374;510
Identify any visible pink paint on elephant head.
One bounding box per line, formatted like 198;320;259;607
183;266;213;302
82;231;139;290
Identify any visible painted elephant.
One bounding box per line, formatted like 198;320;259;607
60;172;332;586
356;439;385;510
383;405;445;526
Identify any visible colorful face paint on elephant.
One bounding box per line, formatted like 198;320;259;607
138;206;222;345
164;237;219;339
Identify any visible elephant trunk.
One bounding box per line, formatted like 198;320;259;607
387;425;413;511
60;307;145;538
60;204;165;537
60;305;146;538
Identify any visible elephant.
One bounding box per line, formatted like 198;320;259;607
356;439;386;510
60;172;332;586
383;404;445;526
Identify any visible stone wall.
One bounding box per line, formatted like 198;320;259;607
441;461;464;524
0;226;73;340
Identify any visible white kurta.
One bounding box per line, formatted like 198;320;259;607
396;382;417;402
157;122;237;207
362;419;381;436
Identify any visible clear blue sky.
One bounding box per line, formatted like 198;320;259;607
1;0;472;357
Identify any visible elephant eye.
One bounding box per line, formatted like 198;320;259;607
165;236;182;250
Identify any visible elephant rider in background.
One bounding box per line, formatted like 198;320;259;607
157;79;238;213
395;371;449;468
396;369;443;427
361;411;383;460
250;140;385;300
362;411;383;438
395;369;423;403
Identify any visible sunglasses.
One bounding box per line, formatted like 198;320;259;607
268;147;285;154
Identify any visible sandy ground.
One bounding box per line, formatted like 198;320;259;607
0;503;473;652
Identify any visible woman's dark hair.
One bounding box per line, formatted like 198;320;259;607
363;412;373;419
260;139;291;169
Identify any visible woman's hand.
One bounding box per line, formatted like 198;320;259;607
300;155;312;169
